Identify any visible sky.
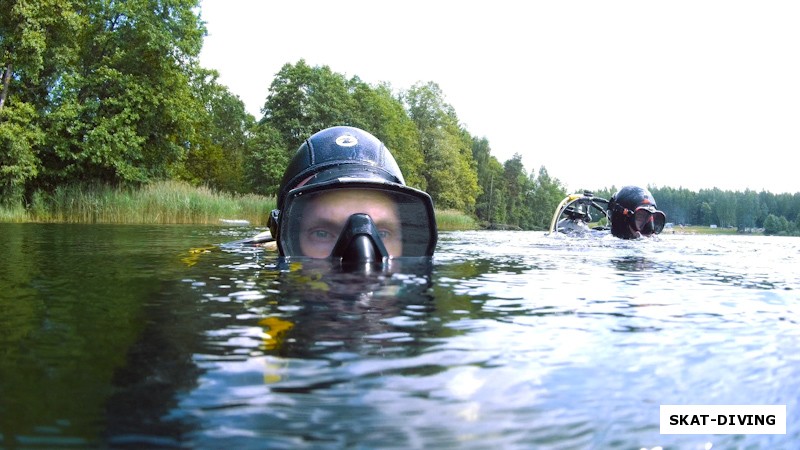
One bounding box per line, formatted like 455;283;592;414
198;0;800;195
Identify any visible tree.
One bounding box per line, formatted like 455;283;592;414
0;0;80;202
528;166;567;230
0;0;81;111
183;68;255;192
0;102;43;204
736;189;759;231
38;0;206;188
651;186;696;225
471;137;505;224
503;153;528;227
697;201;713;226
697;188;736;227
403;82;479;211
350;81;425;189
261;60;355;152
245;123;287;196
259;63;433;195
420;126;479;211
763;214;787;235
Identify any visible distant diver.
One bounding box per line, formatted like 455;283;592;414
550;186;666;239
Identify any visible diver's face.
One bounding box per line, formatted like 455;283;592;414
299;189;402;258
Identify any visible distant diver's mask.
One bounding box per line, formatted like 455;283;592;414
613;204;666;235
269;180;437;262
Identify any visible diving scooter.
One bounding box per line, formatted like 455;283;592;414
548;191;611;235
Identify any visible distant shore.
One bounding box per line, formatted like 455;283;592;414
0;181;479;231
664;225;762;236
0;182;778;236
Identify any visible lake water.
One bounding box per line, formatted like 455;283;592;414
1;223;798;449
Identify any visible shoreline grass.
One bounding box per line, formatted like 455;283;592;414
2;181;275;225
666;225;763;236
435;209;479;231
0;181;482;231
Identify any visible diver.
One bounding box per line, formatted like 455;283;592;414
264;126;438;268
550;186;666;239
550;190;610;235
607;186;666;239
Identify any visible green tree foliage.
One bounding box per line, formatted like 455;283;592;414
527;166;567;230
647;186;695;225
0;0;80;203
258;61;428;192
43;0;206;186
403;82;479;211
350;81;425;189
183;68;255;192
261;59;355;153
763;214;787;235
472;137;506;225
245;122;287;196
1;0;206;197
0;0;81;108
736;189;759;231
0;102;43;204
698;201;713;225
502;154;529;227
643;186;800;234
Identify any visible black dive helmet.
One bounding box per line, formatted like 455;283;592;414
269;126;437;262
608;186;666;239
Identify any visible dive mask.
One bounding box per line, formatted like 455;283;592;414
613;204;666;235
270;179;437;259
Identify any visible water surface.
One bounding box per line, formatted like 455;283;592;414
1;224;798;449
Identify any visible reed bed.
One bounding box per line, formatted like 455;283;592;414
2;182;479;230
435;209;479;231
0;204;28;222
15;181;275;225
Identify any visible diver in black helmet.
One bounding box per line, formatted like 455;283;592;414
549;187;666;239
608;186;666;239
266;126;437;267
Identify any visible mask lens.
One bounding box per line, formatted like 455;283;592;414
281;186;436;257
633;208;651;231
652;211;666;234
633;207;666;235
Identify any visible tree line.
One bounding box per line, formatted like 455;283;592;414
646;187;800;236
2;0;798;234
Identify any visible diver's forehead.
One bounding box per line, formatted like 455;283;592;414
304;189;399;220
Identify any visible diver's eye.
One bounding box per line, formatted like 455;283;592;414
307;228;336;242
